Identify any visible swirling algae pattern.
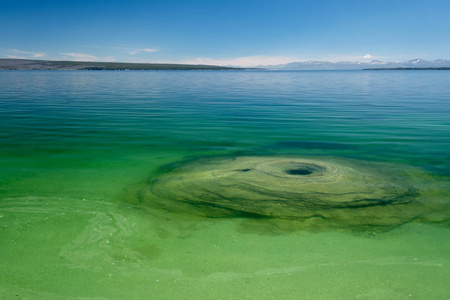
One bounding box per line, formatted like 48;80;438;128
135;156;446;230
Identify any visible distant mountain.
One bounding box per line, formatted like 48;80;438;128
0;59;242;71
260;58;450;70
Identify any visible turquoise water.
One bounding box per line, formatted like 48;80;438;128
0;70;449;299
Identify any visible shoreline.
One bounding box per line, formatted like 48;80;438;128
0;58;243;71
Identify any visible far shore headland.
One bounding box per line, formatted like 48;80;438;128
0;59;243;71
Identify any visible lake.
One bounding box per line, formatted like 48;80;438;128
0;70;449;299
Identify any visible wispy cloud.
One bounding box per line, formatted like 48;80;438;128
128;48;158;55
324;54;383;62
9;49;45;58
181;55;302;67
59;52;97;61
7;55;27;59
179;54;387;67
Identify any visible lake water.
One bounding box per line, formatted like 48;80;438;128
0;70;449;299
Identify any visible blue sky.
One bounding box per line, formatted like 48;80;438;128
1;0;450;66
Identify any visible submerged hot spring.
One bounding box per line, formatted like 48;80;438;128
132;155;446;231
0;70;449;299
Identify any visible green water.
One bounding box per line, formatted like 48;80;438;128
0;70;449;299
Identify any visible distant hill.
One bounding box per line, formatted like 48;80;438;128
0;59;242;70
260;58;450;70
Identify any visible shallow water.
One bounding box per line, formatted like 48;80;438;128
0;70;449;299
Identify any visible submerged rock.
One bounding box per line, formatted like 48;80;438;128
135;156;433;230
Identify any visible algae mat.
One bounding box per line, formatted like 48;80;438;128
137;156;445;230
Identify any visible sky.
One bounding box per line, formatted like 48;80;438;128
1;0;450;67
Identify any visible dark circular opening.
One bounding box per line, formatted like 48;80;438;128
285;168;313;175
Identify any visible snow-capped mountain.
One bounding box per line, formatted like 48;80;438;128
260;59;450;70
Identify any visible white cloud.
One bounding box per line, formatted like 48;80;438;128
320;54;383;62
9;49;45;58
103;56;117;62
179;54;388;67
129;48;158;55
7;55;27;59
59;52;97;61
181;55;301;67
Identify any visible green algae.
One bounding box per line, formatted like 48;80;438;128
136;156;446;231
